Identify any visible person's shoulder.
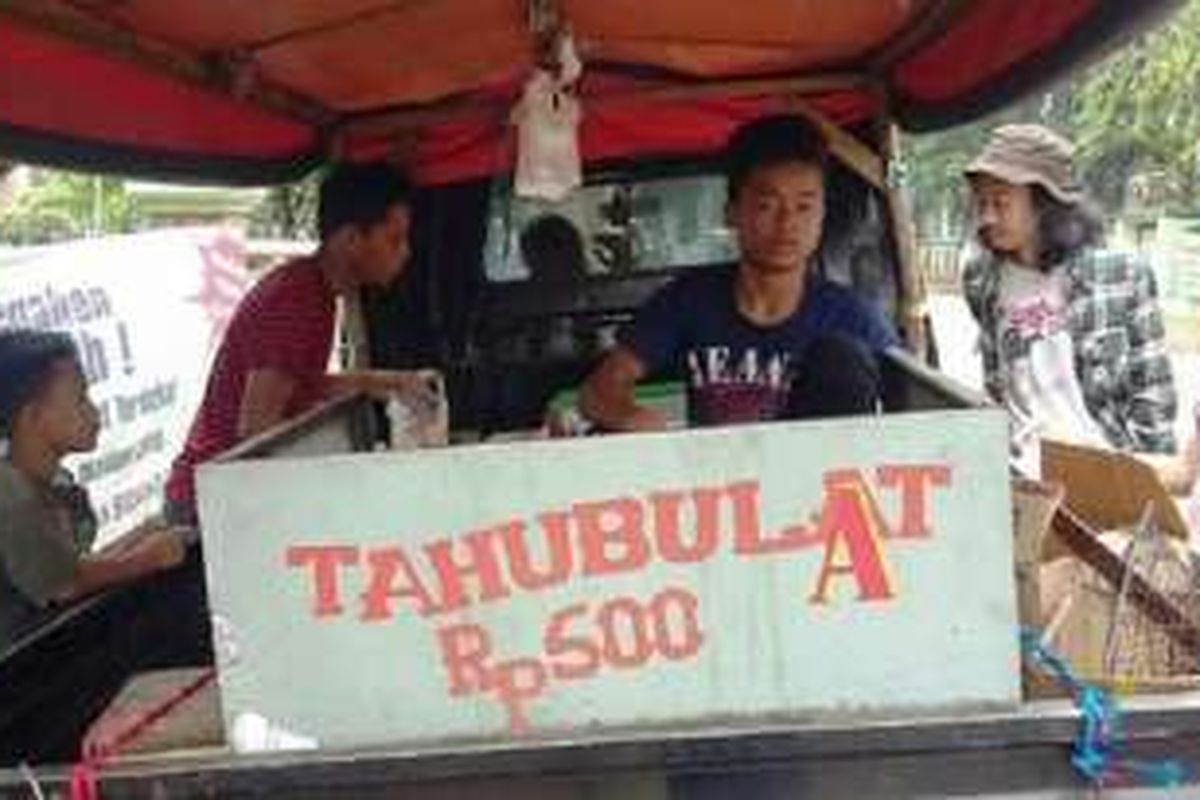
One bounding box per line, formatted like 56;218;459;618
226;256;330;342
0;462;41;536
247;256;323;302
807;279;899;347
1072;247;1150;283
642;264;732;307
0;461;34;510
959;245;1001;287
962;248;994;279
808;278;875;313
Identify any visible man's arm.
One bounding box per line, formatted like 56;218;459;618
325;369;440;399
2;504;184;609
1124;258;1178;454
238;368;299;440
580;346;666;432
580;273;694;433
240;367;444;442
59;528;185;603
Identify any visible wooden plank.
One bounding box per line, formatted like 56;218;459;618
787;99;885;190
875;119;928;357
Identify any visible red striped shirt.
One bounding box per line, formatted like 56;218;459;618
166;257;335;506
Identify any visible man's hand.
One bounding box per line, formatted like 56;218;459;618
1140;443;1200;496
328;369;442;401
624;405;669;433
135;528;187;571
580;346;665;433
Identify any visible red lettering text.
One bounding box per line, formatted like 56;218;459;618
285;545;359;618
359;547;441;620
503;514;574;592
491;658;548;734
425;527;511;612
437;623;494;696
544;603;602;681
597;597;654;669
442;588;706;734
575;498;650;576
732;481;812;555
877;464;952;539
809;471;895;605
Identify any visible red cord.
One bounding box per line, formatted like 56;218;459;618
70;667;218;800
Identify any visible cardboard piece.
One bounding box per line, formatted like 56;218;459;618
1012;479;1065;567
1033;532;1199;695
1011;479;1067;699
1012;477;1200;697
1041;439;1189;548
1012;479;1064;646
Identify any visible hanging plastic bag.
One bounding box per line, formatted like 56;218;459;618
512;34;582;201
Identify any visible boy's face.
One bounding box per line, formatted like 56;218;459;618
729;160;825;277
23;359;101;455
347;204;412;288
971;174;1038;259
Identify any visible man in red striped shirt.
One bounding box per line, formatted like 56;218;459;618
166;162;418;524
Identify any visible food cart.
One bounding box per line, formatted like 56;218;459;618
1;1;1196;796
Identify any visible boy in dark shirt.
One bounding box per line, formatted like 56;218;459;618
580;115;897;431
0;329;184;649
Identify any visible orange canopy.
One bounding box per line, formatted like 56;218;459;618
0;0;1182;184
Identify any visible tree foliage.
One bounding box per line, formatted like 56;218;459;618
1073;0;1200;213
908;0;1200;237
248;175;321;240
0;171;140;245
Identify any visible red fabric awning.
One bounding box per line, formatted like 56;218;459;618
0;0;1181;184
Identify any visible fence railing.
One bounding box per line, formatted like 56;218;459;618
918;240;963;295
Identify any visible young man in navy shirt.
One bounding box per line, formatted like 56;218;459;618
580;115;899;431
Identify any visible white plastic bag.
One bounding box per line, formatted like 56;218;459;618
385;370;449;450
512;35;582;201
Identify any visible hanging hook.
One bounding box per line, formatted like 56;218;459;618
527;0;566;76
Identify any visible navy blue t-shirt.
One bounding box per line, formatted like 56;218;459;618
620;266;899;426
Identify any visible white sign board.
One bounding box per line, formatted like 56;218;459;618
0;229;248;546
199;409;1019;753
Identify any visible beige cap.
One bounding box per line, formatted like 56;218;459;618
965;124;1084;203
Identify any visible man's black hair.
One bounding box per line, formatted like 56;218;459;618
724;115;829;202
0;329;80;437
318;161;412;241
1033;187;1105;271
519;214;586;283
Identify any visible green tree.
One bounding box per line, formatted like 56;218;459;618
906;0;1200;234
1072;0;1200;213
0;170;141;245
248;175;321;240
